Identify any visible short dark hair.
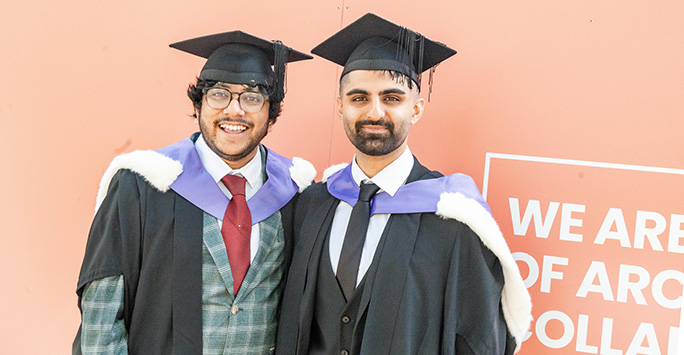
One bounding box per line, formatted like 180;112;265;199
384;70;419;91
187;78;283;123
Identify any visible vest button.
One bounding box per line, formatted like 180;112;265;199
341;315;351;324
340;350;349;355
231;305;239;314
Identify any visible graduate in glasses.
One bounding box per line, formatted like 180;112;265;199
74;31;314;354
277;13;531;355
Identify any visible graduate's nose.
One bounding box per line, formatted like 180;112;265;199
367;98;385;120
223;96;245;117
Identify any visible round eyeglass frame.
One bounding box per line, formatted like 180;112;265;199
202;87;268;113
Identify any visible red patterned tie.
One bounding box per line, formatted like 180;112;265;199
221;174;251;295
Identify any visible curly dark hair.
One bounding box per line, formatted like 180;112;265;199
187;78;283;123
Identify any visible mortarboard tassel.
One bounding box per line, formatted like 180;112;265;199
395;26;425;91
427;65;437;102
272;40;288;102
393;27;410;89
415;34;425;90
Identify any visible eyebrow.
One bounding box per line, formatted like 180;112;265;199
344;88;407;96
380;88;407;96
345;88;369;96
215;83;260;92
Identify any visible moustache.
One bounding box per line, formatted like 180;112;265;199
215;118;253;127
355;119;394;132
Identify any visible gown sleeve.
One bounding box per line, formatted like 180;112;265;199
74;170;145;354
445;223;517;354
78;275;129;355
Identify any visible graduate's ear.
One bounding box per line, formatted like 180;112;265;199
336;97;343;120
411;97;425;124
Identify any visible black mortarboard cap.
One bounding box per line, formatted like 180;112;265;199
312;13;456;90
170;30;312;101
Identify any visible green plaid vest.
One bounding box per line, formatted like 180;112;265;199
79;211;285;354
202;211;284;354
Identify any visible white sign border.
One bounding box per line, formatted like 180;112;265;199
482;152;684;353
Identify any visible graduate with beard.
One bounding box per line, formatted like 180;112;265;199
276;13;532;355
74;31;315;354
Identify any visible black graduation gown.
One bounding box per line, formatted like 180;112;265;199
276;159;516;355
73;168;296;355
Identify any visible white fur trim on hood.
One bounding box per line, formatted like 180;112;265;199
436;192;532;352
322;163;348;182
94;151;317;214
289;157;317;192
94;150;183;214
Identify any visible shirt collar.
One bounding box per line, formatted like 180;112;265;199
195;134;263;190
350;146;414;197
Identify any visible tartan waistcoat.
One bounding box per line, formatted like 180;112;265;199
202;209;285;355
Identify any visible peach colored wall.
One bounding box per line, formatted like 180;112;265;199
1;0;682;353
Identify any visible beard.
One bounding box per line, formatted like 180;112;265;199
199;114;269;163
345;118;407;156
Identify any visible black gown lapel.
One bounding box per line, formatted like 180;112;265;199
292;193;340;354
406;156;441;182
355;157;440;354
172;194;204;354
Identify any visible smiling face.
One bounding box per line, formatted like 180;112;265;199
197;82;273;169
338;70;424;161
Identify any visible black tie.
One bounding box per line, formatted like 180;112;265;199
336;182;380;301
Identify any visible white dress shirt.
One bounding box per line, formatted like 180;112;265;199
195;134;264;262
329;147;414;285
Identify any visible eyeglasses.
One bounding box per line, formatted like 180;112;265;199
202;87;268;113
